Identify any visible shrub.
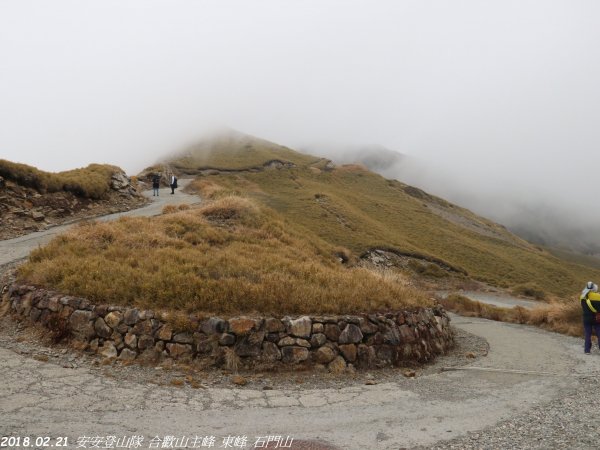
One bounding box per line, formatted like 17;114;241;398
0;159;119;199
511;283;546;300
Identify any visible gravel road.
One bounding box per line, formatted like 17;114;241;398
1;183;597;449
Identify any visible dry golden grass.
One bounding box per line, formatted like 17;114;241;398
439;294;583;337
0;159;120;199
19;196;429;315
188;162;600;297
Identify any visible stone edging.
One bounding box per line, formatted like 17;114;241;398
6;284;454;371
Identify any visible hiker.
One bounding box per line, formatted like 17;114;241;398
170;173;177;195
580;281;600;354
152;174;160;196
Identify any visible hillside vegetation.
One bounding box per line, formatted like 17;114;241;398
165;130;320;173
19;196;427;315
175;132;600;297
0;159;121;199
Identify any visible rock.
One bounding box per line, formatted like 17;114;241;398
357;344;376;369
403;369;416;378
172;332;194;344
328;356;346;374
200;317;227;335
99;342;117;358
123;308;140;325
110;172;131;191
365;380;377;385
399;325;416;343
261;342;281;362
234;331;265;357
339;344;357;362
382;325;401;345
296;339;311;348
219;333;236;346
31;211;45;221
119;348;137;361
338;324;363;344
314;346;336;364
111;332;124;349
310;333;327;348
358;317;379;334
265;317;285;333
131;320;153;336
47;296;61;312
69;310;95;340
289;316;312;338
281;346;309;364
124;333;137;349
166;343;193;358
104;311;123;329
312;323;324;334
277;336;297;347
324;324;341;342
94;318;112;339
156;324;173;341
229;317;256;335
231;375;247;386
465;352;476;359
137;335;155;351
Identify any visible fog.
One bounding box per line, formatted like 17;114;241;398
2;1;600;252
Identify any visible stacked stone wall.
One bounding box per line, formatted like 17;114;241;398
6;284;454;371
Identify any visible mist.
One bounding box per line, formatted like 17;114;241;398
2;1;600;252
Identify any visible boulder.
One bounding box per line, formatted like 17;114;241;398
172;332;194;344
99;342;117;359
234;331;265;357
314;346;336;364
219;333;236;346
328;356;346;374
338;324;363;344
229;317;256;335
310;333;327;348
339;344;357;362
69;310;95;340
119;348;137;361
156;324;173;341
265;317;285;333
288;316;312;338
324;324;341;342
166;343;193;358
262;342;282;362
281;346;309;364
94;318;112;339
123;308;140;326
104;311;123;329
200;317;227;335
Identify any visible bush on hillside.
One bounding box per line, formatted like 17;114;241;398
0;159;119;199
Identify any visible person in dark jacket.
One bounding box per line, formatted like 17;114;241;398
152;174;160;196
580;281;600;354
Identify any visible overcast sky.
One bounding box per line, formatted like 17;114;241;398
2;1;600;233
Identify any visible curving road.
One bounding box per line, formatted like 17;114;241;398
0;184;596;449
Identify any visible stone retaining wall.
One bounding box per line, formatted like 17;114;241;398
6;284;454;371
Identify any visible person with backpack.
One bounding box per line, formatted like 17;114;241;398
580;281;600;354
152;173;160;196
170;173;178;195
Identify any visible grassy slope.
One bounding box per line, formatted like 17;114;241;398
171;133;600;297
19;198;427;315
0;159;121;199
168;132;319;172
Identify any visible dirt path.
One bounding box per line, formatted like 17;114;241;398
0;180;199;267
0;185;594;449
